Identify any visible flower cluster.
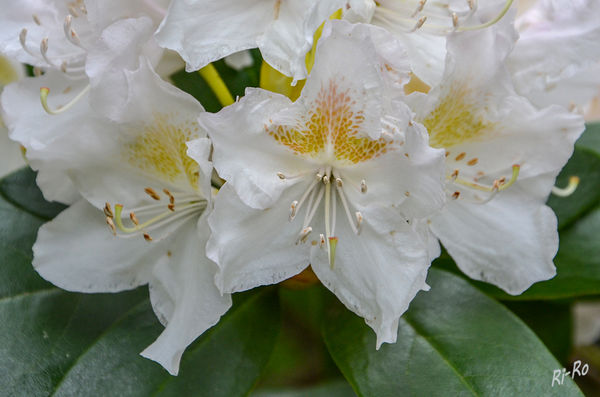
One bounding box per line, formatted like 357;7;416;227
1;0;597;375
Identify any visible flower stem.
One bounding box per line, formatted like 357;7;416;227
198;63;234;107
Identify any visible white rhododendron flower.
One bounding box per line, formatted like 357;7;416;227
2;59;230;375
348;0;511;87
194;21;446;347
0;0;167;120
408;16;585;294
156;0;354;81
509;0;600;108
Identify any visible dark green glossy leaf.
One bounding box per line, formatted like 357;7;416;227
252;379;356;397
0;167;66;220
548;145;600;229
0;168;281;396
323;269;583;397
503;301;572;364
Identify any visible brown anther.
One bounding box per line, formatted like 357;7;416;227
129;212;139;226
452;12;458;28
322;175;330;185
405;191;411;197
445;151;450;157
143;233;153;242
168;203;175;212
106;217;116;235
277;172;286;180
498;176;506;185
360;180;367;194
467;158;478;166
163;188;175;204
32;14;41;25
144;187;161;200
103;202;114;218
336;178;343;187
452;191;460;200
167;250;172;257
455;152;466;161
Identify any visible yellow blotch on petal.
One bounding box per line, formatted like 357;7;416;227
125;113;201;188
266;80;393;164
423;86;496;149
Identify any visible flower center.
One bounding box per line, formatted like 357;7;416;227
124;113;203;190
266;80;395;165
278;166;367;268
20;2;89;79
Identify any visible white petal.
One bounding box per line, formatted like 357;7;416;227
224;50;254;71
141;215;231;376
85;17;163;121
33;200;159;292
311;204;430;347
1;71;88;203
201;88;311;210
430;187;558;294
155;0;273;72
340;104;446;218
259;0;347;81
207;183;311;293
511;0;600;107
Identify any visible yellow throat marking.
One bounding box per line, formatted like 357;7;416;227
126;113;201;188
423;86;496;149
266;80;393;164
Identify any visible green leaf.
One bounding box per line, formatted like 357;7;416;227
0;168;281;396
323;268;583;397
170;50;262;113
252;379;356;397
548;145;600;230
503;301;572;364
0;167;65;220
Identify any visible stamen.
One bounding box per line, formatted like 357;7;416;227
145;187;161;201
143;233;153;242
277;172;285;180
411;16;427;32
457;0;514;32
552;176;580;197
452;164;520;192
130;212;139;226
452;191;460;199
273;0;282;19
451;169;459;180
411;0;427;17
319;234;326;248
452;12;458;29
360;179;367;194
335;181;360;235
103;202;113;218
32;14;41;25
289;200;298;221
106;217;116;235
290;177;320;221
296;227;312;245
39;85;91;115
355;212;363;235
64;15;82;47
304;186;325;229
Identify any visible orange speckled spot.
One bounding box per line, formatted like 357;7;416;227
125;113;201;188
266;80;393;164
